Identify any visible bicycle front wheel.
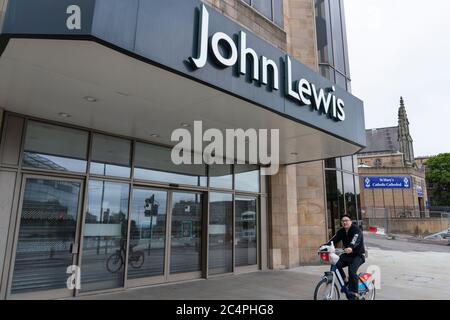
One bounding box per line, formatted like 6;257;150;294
130;251;145;269
314;278;340;300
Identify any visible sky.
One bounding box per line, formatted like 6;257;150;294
344;0;450;157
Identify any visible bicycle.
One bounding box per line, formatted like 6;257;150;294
106;244;145;273
314;242;376;300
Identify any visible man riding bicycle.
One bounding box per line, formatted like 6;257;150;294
324;215;366;300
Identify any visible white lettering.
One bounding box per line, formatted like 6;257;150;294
239;31;259;81
189;4;209;68
261;56;279;90
66;5;81;30
211;32;238;67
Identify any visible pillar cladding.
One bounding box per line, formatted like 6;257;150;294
269;165;300;269
283;0;319;71
296;161;327;264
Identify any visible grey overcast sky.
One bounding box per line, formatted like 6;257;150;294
344;0;450;157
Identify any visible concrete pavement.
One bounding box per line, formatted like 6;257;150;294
77;233;450;300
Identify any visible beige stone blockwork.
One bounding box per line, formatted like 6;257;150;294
270;164;300;269
202;0;287;50
283;0;318;70
393;189;405;208
296;161;327;264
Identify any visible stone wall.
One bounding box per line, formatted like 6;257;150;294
202;0;287;51
283;0;318;71
368;218;449;236
359;167;428;216
296;161;327;264
358;154;404;168
269;165;299;269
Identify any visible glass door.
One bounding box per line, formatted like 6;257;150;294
9;176;83;299
127;188;168;286
235;196;258;269
168;192;204;280
208;193;233;275
79;180;130;292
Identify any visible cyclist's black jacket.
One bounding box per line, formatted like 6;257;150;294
326;224;365;257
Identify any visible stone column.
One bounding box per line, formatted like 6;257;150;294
296;161;327;264
283;0;319;71
269;164;299;269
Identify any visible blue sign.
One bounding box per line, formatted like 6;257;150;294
363;176;411;189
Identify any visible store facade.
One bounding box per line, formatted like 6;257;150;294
0;0;365;299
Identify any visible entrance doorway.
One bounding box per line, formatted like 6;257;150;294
9;176;84;299
126;188;205;287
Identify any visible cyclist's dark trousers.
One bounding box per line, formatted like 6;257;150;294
336;255;365;293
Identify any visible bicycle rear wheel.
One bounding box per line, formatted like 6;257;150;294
361;281;376;300
106;253;124;273
314;278;340;300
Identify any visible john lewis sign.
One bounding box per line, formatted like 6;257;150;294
189;4;346;122
1;0;366;147
363;176;412;189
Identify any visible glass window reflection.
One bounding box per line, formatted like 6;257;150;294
80;180;130;292
23;121;88;173
90;134;131;178
253;0;273;20
343;173;357;221
235;165;260;193
209;164;233;189
128;188;167;279
235;197;257;267
325;170;344;236
134;142;206;187
208;193;233;275
11;178;81;294
170;192;203;274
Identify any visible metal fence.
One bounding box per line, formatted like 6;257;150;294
364;207;450;239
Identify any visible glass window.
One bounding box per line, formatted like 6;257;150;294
329;0;345;73
335;72;347;90
235;164;260;193
208;193;233;275
90;134;131;178
319;65;334;82
273;0;284;27
354;175;361;221
343;173;357;221
128;188;168;279
324;158;336;169
170;192;203;274
11;178;81;294
253;0;273;20
80;180;130;292
315;0;333;65
341;156;353;172
134;142;206;187
23;121;88;173
235;197;257;267
325;170;344;236
209;164;233;189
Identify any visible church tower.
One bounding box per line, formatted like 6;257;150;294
398;97;415;167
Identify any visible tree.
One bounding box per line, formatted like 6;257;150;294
426;153;450;206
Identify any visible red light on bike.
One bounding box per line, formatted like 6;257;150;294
320;252;330;262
